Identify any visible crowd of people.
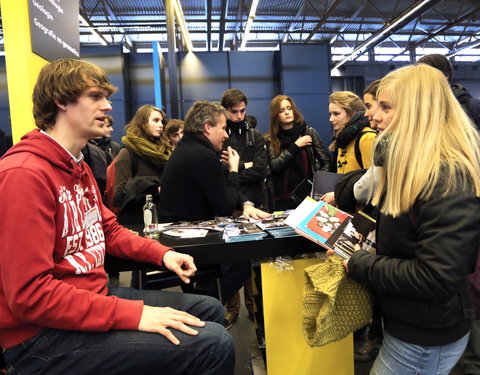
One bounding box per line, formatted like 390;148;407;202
0;53;479;375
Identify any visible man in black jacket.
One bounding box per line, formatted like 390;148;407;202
158;100;268;222
417;54;480;128
220;89;269;328
158;101;269;314
221;89;269;209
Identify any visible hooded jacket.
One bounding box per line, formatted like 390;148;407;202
0;130;171;349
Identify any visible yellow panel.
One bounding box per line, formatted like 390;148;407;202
261;257;354;375
1;0;48;144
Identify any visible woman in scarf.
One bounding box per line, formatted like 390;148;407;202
113;105;171;225
266;95;331;211
329;91;376;174
321;91;376;205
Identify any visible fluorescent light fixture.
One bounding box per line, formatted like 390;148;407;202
447;39;480;58
240;0;260;50
332;0;434;70
78;14;108;46
173;0;193;52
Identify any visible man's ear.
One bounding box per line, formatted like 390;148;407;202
53;98;67;112
203;122;212;135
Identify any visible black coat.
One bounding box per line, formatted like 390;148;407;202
349;181;480;346
224;120;268;207
158;133;243;222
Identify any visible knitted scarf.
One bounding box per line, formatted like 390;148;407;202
331;111;370;150
373;133;391;167
122;131;171;167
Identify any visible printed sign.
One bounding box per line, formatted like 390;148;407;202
28;0;80;61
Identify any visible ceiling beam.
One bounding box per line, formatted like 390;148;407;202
386;4;480;61
333;0;444;70
305;0;343;42
101;0;134;49
280;0;307;44
207;0;212;51
79;10;109;46
218;0;228;51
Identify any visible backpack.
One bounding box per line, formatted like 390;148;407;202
105;147;138;213
354;129;377;169
408;208;480;319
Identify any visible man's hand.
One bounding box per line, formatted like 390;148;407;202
138;305;205;345
162;251;196;284
295;135;313;148
226;146;240;172
242;205;271;220
220;149;229;165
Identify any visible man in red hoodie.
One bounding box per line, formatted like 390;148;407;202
0;59;234;374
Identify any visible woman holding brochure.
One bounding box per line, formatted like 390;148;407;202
338;64;480;374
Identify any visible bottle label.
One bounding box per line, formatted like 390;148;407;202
144;210;153;227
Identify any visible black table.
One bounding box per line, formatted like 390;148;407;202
105;225;322;272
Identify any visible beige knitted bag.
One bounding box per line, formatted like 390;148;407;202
303;256;372;347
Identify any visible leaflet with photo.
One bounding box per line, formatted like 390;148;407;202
286;197;376;258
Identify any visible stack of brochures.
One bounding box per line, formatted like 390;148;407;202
285;197;376;259
254;217;298;238
157;220;223;232
222;222;268;243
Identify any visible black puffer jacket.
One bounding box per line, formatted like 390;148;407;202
349;181;480;346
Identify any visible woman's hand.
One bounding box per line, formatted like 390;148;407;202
295;135;312;148
326;249;349;271
320;191;336;206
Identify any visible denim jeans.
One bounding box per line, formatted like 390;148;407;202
370;330;469;375
4;288;235;375
459;319;480;375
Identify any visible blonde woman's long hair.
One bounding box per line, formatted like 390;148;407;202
371;64;480;217
328;91;366;151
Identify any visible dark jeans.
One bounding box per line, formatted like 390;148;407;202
4;288;235;375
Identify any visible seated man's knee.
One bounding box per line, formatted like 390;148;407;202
197;295;224;325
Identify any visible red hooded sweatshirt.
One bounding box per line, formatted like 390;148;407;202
0;130;171;348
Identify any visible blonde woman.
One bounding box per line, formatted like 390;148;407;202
321;92;376;205
329;91;376;173
344;64;480;374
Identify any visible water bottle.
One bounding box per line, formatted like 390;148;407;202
143;194;159;239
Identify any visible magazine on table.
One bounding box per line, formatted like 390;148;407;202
157;220;224;232
285;197;376;259
252;216;298;238
223;222;267;243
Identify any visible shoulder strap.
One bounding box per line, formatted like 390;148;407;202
354;130;376;169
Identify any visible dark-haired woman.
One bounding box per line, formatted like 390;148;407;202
266;95;331;211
